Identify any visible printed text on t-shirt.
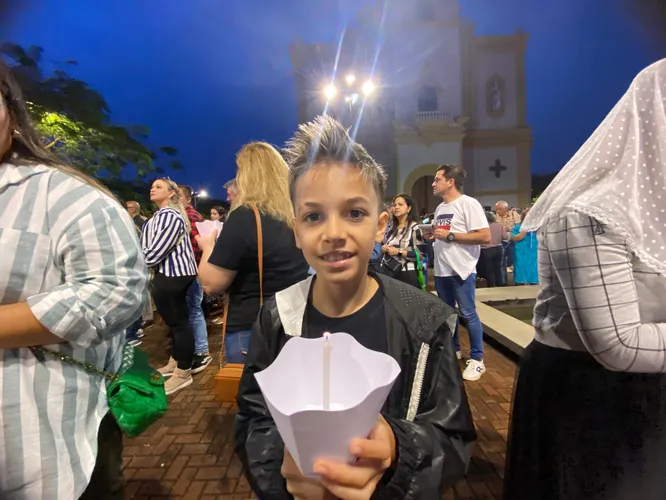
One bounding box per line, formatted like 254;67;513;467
436;214;454;230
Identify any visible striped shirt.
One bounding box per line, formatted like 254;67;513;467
141;207;197;277
0;162;147;499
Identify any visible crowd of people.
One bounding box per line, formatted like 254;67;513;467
2;54;666;500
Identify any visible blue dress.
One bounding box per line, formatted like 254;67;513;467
511;223;538;285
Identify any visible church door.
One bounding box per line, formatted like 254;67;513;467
410;176;440;216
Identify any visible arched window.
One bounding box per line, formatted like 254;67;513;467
417;86;438;112
417;0;434;21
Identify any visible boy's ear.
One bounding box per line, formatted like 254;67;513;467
375;211;389;244
292;217;303;249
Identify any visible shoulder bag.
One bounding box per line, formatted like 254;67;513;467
213;205;263;403
32;343;168;437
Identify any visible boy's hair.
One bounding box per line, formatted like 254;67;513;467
283;115;387;206
437;164;466;191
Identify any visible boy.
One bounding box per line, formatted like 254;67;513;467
234;115;476;499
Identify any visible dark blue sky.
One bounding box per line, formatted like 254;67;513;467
6;0;663;197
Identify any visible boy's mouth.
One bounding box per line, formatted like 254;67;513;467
320;251;353;263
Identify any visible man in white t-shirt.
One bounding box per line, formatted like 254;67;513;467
429;164;490;381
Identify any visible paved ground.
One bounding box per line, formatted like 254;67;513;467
123;321;517;500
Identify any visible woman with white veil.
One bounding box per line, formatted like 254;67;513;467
503;59;666;499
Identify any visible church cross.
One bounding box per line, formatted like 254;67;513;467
489;159;507;178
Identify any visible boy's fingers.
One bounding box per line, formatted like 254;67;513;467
349;438;390;461
314;458;374;488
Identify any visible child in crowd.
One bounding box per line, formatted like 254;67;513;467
234;115;476;499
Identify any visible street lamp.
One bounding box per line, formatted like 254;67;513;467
324;84;337;100
323;75;376;104
197;189;208;199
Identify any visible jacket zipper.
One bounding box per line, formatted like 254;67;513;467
406;342;430;422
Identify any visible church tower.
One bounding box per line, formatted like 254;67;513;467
290;0;532;211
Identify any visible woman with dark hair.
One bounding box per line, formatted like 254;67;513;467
380;193;424;288
0;62;147;498
210;205;226;222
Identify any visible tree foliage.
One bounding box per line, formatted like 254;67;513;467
1;42;181;178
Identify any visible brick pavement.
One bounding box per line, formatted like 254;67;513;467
123;322;517;500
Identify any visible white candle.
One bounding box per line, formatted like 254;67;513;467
323;332;331;411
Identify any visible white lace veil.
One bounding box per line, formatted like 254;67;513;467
522;58;666;275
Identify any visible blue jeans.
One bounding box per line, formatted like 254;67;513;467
225;329;252;364
186;277;209;355
435;274;484;361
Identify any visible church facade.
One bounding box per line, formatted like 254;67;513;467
290;0;532;212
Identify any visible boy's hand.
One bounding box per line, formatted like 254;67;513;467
314;415;396;500
282;448;336;500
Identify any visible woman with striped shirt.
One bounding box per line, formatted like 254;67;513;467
0;63;146;498
141;178;198;395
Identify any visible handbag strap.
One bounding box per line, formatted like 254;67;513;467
30;346;117;382
218;206;264;368
252;206;264;307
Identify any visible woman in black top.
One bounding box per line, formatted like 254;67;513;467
197;142;309;362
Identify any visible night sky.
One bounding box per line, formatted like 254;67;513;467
5;0;663;197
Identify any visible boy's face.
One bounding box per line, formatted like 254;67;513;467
293;163;388;284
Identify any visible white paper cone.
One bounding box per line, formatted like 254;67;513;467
255;332;401;477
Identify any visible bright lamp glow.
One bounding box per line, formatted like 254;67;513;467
324;84;337;99
197;190;208;198
362;80;375;95
345;74;356;85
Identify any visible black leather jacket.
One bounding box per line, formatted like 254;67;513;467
234;273;477;499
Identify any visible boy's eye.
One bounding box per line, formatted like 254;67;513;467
349;209;365;220
304;213;321;223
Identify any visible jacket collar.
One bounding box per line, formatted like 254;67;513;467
275;275;313;337
0;161;50;190
274;273;455;341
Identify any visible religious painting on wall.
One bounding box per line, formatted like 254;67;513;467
485;75;506;119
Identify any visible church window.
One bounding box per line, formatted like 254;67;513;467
417;86;438;112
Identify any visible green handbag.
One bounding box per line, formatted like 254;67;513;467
414;248;427;291
32;343;168;438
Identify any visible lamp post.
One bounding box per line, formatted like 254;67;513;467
192;189;208;209
323;73;376;112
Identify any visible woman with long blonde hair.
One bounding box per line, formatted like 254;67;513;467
142;177;198;395
198;142;309;362
230;141;294;224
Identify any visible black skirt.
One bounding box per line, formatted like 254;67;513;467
503;341;666;500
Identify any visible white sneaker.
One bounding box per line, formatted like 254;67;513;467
456;350;462;360
463;359;486;381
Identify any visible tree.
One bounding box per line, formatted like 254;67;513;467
1;42;182;178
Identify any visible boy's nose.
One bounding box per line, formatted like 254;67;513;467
322;216;347;242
